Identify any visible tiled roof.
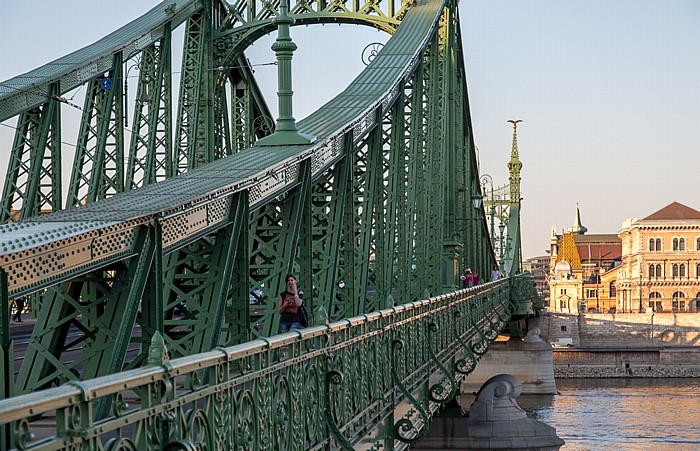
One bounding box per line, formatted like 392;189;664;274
555;233;581;268
573;234;621;244
576;244;622;261
644;202;700;221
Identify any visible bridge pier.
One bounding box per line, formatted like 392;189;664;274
413;374;564;450
460;328;556;396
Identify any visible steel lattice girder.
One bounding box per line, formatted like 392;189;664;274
0;83;62;222
0;0;511;402
126;28;173;189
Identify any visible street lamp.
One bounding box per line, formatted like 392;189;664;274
498;222;506;262
471;194;483;210
480;174;496;254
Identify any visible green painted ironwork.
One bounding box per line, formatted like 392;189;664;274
0;0;541;447
0;282;512;450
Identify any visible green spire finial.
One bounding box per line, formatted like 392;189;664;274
256;0;315;146
507;120;523;203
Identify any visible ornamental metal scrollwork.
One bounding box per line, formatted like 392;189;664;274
273;375;292;450
234;390;257;449
391;339;429;444
453;311;478;375
469;302;491;355
113;392;128;417
104;437;138;451
185;408;212;450
304;364;321;443
14;419;34;450
323;370;354;450
427;323;458;403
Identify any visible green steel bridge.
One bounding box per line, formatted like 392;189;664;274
0;0;539;448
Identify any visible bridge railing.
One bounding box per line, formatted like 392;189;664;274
0;280;512;451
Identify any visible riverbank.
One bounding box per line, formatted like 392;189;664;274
552;348;700;378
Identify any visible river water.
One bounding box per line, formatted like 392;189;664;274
518;378;700;450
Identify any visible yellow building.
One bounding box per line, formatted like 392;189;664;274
617;202;700;313
549;207;622;313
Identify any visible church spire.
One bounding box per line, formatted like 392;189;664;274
507;120;523;203
568;203;588;235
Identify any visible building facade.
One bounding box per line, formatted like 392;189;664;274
617;202;700;313
549;207;622;313
523;255;550;299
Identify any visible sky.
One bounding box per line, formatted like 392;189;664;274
1;1;699;259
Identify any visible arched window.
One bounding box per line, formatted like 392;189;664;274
680;264;686;277
649;238;655;251
649;291;662;298
648;264;655;278
656;264;662;278
696;264;700;278
672;264;679;277
648;291;662;312
673;238;679;251
680;238;686;250
609;282;616;297
697;237;700;250
656;238;661;251
672;291;686;312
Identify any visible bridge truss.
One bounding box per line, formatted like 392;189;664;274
0;0;533;448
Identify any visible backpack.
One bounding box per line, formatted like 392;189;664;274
298;304;309;328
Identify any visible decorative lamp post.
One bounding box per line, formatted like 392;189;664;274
256;0;315;146
480;174;496;254
498;222;506;262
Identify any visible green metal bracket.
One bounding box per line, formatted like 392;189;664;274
324;370;354;450
427;322;458;403
391;338;429;444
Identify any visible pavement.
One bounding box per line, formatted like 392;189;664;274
7;312;37;336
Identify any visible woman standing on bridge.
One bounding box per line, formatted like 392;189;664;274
278;273;304;333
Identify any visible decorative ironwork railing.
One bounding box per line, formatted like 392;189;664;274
0;280;512;450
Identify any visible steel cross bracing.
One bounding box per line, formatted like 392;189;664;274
0;0;533;447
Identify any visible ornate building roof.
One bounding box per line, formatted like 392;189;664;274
554;232;582;269
643;202;700;221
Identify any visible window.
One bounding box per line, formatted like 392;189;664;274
609;282;616;297
672;291;685;311
680;264;686;277
656;238;661;251
560;300;566;309
561;325;567;332
649;238;655;251
697;264;700;278
586;289;598;298
561;289;567;295
649;291;662;299
697;237;700;250
657;264;662;278
679;238;686;251
648;264;655;278
673;264;679;277
673;238;679;251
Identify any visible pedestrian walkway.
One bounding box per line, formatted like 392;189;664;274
7;312;36;336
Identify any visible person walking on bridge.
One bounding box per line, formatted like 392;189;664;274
491;265;503;281
278;273;304;333
12;296;25;322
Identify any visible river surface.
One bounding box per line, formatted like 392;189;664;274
518;378;700;450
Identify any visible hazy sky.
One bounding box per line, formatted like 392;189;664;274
1;1;699;259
